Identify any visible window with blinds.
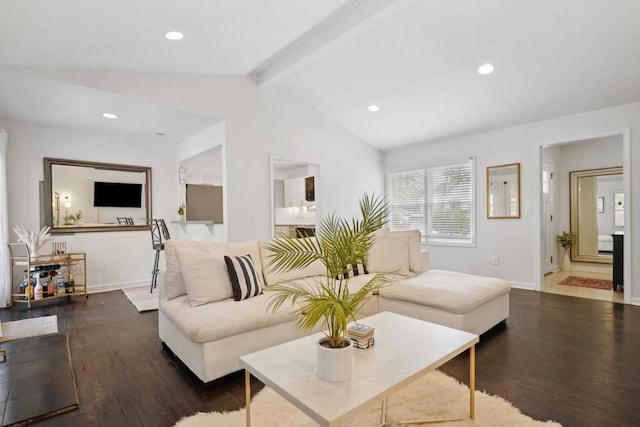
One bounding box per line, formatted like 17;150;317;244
388;158;474;246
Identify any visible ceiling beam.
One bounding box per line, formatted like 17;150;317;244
249;0;415;87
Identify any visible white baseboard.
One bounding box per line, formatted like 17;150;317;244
88;280;148;294
631;296;640;306
509;281;537;291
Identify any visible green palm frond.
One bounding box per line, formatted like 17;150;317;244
266;193;391;348
265;234;324;273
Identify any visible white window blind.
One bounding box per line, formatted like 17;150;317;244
425;160;472;244
388;158;474;246
388;169;426;237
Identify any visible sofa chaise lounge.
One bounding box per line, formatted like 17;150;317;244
158;229;510;382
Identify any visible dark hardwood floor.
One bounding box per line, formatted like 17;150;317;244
0;288;638;426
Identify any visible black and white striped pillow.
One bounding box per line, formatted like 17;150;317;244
224;255;263;301
346;263;368;277
336;263;369;280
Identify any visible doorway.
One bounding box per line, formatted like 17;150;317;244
539;133;628;304
269;158;320;239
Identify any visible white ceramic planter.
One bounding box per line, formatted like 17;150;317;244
562;251;571;272
316;338;352;382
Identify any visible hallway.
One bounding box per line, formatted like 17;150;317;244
542;269;623;303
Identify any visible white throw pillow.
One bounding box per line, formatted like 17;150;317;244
386;230;422;272
366;234;410;276
164;240;187;299
175;246;233;307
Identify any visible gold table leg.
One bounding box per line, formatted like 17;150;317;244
397;345;476;426
470;344;475;419
245;370;251;427
378;398;389;427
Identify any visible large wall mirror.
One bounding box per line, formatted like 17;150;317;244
487;163;520;218
570;166;623;263
44;158;152;233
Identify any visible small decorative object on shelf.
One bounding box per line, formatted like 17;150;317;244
178;202;186;221
66;272;76;294
13;225;53;258
34;277;44;300
348;324;375;349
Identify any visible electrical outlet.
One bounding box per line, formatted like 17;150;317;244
492;256;499;265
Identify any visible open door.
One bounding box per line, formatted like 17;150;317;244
541;160;555;274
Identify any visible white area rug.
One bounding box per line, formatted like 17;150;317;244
122;285;159;312
174;370;561;427
0;315;58;342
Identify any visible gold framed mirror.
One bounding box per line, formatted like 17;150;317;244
44;158;152;233
487;163;520;218
570;166;623;263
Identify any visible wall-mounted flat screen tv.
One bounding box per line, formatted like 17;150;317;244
94;182;143;208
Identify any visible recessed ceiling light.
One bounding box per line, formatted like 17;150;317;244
477;63;495;75
102;112;119;119
164;31;184;41
368;104;380;112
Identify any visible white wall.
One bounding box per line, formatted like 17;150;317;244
22;70;385;242
1;116;175;293
2;72;383;292
176;122;227;242
384;101;638;305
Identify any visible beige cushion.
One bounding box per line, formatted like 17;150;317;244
164;240;188;299
366;233;410;276
373;228;422;272
388;230;422;273
379;270;511;314
260;239;326;286
176;246;233;307
159;292;298;343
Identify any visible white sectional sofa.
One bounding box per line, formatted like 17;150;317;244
158;230;510;383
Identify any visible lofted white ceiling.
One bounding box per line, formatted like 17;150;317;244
0;0;639;149
0;0;349;74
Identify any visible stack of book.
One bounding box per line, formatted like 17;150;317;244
348;324;375;349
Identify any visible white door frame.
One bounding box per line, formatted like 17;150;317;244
541;160;555;274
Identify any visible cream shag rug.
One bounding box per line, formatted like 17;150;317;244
0;315;58;342
122;285;159;312
174;370;561;427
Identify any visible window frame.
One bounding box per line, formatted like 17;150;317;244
386;157;475;247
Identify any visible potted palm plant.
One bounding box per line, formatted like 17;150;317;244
266;193;389;382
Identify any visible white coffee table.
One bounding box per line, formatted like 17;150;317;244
239;311;479;426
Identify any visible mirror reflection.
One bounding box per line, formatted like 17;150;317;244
271;159;318;238
44;158;152;233
487;163;520;218
570;167;623;263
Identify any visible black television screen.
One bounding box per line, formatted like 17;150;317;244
94;182;142;208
